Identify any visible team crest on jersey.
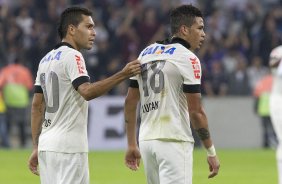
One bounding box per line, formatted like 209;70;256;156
189;57;201;79
75;55;85;74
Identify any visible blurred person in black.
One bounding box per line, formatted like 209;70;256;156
203;60;228;97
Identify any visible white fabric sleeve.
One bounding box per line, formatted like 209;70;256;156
277;59;282;76
34;64;43;93
174;53;201;85
130;49;144;81
34;66;41;86
64;51;89;82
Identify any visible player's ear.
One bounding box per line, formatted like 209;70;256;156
180;25;189;36
68;24;76;36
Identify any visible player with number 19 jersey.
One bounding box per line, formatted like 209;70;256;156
34;43;90;153
130;38;202;143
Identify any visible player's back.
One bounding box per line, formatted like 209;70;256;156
35;43;89;153
135;39;201;142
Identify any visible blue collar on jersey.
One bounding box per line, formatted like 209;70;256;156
156;37;191;49
54;42;75;49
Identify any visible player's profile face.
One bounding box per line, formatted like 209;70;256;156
73;15;96;50
187;17;205;50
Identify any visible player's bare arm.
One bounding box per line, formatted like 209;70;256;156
30;93;45;148
124;87;141;171
186;92;220;178
77;60;141;100
28;93;45;176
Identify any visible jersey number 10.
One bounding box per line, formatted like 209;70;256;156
40;72;60;113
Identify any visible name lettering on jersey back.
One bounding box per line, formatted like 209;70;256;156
189;57;201;79
75;55;85;74
43;118;52;128
142;101;159;113
41;51;62;63
142;45;176;57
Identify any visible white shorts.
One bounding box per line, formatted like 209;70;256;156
270;95;282;161
270;95;282;184
38;151;89;184
139;140;194;184
270;95;282;142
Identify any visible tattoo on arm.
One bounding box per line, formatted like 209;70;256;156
196;128;210;140
125;119;129;124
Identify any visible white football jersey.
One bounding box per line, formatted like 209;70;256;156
131;38;202;142
34;43;90;153
271;59;282;95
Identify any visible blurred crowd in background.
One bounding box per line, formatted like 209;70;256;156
0;0;281;95
0;0;282;148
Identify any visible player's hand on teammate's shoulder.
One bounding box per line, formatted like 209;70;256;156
207;155;220;178
121;60;141;77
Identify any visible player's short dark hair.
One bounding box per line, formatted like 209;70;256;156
58;6;92;39
170;4;203;34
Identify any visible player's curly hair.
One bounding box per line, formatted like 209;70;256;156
58;7;92;39
170;4;203;34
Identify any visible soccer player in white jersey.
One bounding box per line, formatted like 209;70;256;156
124;4;220;184
269;45;282;184
27;7;141;184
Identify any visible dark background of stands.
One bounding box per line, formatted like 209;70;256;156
0;0;282;96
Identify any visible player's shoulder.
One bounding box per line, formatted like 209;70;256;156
39;43;83;65
185;49;198;60
139;38;195;58
138;42;179;61
55;42;83;59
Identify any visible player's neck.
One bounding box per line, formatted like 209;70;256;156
171;35;193;51
61;38;79;51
